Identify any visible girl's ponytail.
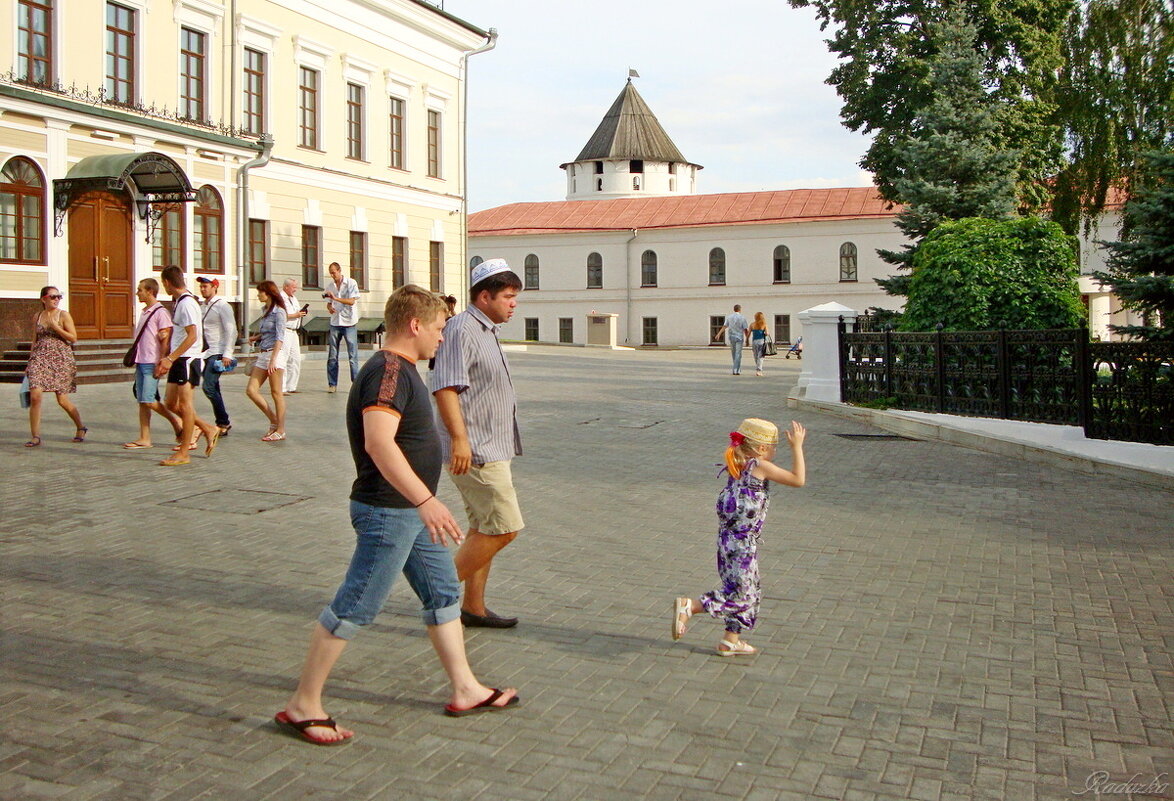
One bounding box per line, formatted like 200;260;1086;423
725;432;753;477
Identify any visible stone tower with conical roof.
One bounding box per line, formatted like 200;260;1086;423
560;79;702;201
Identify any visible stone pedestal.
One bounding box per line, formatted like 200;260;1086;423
794;302;858;403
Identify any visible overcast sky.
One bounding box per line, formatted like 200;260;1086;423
443;0;876;212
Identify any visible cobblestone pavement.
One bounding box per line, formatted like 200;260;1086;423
1;346;1170;801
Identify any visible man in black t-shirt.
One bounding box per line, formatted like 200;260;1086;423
276;286;520;746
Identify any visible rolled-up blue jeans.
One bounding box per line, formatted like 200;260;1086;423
728;337;745;373
318;500;462;639
327;324;359;387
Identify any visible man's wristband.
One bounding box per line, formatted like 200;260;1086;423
414;495;434;508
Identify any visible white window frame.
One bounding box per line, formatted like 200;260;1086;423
293;35;334;151
237;15;280;135
172;0;222;119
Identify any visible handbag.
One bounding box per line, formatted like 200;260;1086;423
763;334;778;357
123;305;163;367
19;375;31;409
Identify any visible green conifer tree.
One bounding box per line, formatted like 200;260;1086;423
1093;149;1174;341
874;5;1019;307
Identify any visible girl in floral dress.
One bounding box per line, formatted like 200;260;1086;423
672;418;806;655
24;286;86;447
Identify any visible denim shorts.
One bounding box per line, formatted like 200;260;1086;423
134;362;161;404
318;500;462;639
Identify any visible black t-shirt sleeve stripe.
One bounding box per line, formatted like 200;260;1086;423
376;355;402;409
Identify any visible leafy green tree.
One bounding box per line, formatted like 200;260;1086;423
901;217;1086;330
1093;149;1174;340
788;0;1071;212
874;5;1019;301
1052;0;1174;234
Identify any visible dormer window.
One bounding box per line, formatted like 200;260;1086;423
668;163;676;175
594;161;603;174
630;159;644;173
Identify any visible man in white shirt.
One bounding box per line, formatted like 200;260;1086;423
281;278;307;394
158;266;219;466
714;304;750;376
324;261;360;393
196;276;237;437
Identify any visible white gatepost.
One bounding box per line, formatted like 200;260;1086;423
794;302;858;403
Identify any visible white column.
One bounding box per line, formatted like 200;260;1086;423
794;302;858;403
1088;294;1112;341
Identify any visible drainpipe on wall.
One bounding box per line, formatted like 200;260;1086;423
460;28;497;302
236;134;274;349
624;228;638;345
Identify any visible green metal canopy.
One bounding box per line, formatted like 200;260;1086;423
53;151;195;219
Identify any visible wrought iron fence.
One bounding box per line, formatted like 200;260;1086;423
839;324;1087;425
1086;342;1174;445
839;321;1173;444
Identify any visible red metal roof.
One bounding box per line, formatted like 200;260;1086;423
469;187;899;237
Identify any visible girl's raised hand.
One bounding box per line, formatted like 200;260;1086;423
785;420;806;446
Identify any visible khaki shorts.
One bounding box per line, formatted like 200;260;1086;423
449;460;524;536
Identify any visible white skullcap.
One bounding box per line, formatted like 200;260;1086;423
471;258;511;288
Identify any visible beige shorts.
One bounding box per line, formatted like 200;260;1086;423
449;460;524;535
254;347;288;372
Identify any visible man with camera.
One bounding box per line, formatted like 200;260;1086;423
324;262;360;393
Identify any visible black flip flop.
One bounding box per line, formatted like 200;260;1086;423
274;711;352;745
444;688;521;717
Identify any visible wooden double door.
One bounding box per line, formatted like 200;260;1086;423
68;190;134;339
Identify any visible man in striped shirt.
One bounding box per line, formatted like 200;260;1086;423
432;259;525;629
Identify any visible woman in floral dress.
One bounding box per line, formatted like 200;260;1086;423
671;418;806;656
24;286;86;447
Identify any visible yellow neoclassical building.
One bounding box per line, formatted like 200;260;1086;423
0;0;491;354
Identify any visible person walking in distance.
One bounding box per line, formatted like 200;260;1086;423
714;304;750;375
324;262;360;393
672;418;806;656
157;265;219;466
749;311;769;377
23;286;86;447
123;278;182;449
245;281;288;442
196;276;237;438
431;259;525;629
275;285;520;746
281;278;307;394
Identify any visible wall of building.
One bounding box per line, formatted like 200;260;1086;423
564;159;699;200
0;0;485;338
471;217;905;346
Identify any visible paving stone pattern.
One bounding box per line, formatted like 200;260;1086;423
1;347;1170;801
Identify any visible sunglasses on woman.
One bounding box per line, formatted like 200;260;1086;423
46;294;63;300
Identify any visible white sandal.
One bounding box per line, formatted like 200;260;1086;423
672;597;693;640
717;639;757;657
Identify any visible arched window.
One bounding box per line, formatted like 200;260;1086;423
193;185;223;273
586;252;603;288
523;253;539;290
708;247;726;285
469;255;483;269
0;157;46;264
773;245;791;284
839;242;858;282
641;249;657;287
